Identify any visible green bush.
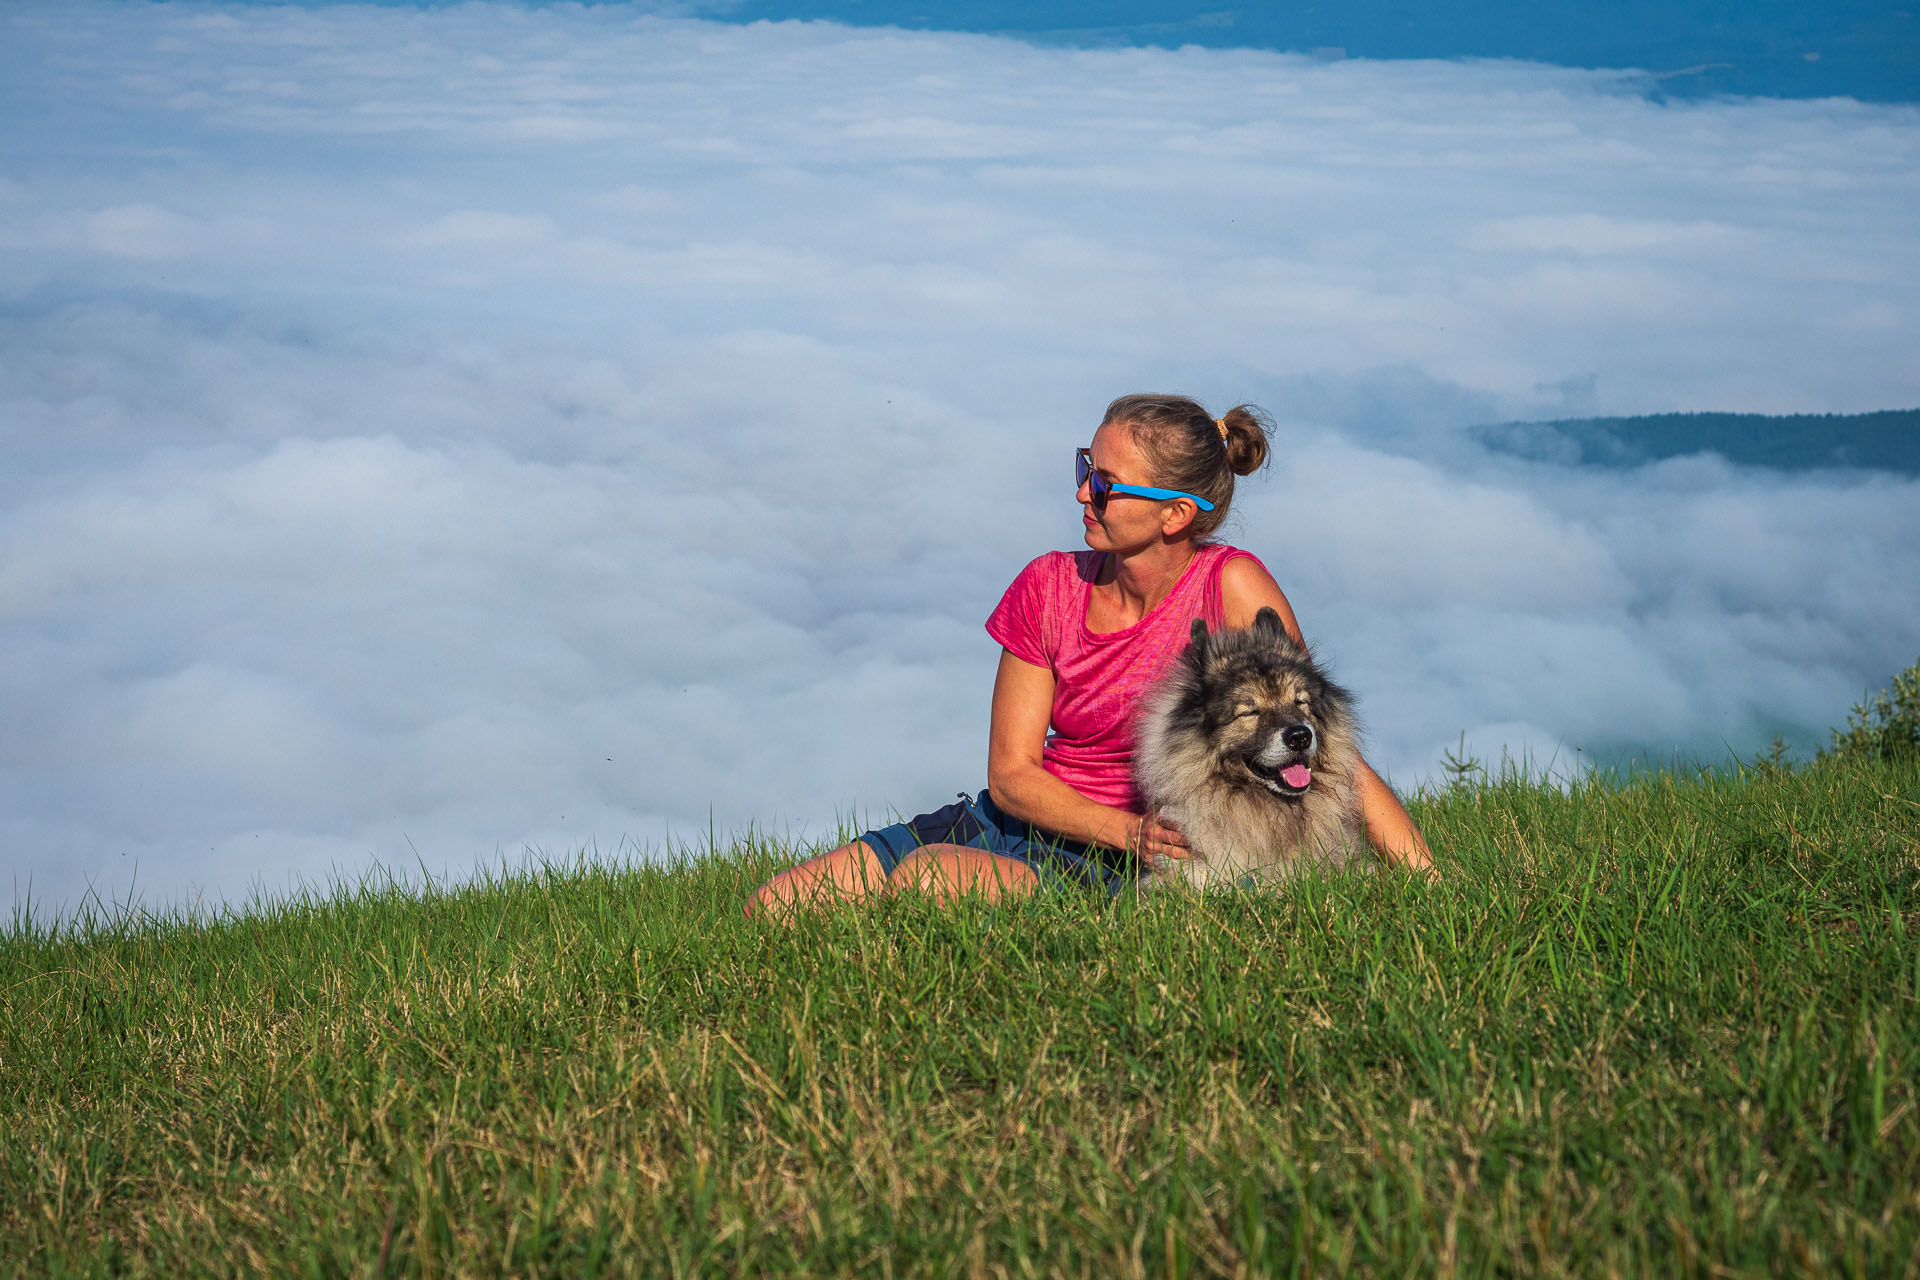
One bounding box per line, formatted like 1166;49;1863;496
1827;654;1920;762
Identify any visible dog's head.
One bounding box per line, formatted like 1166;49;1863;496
1171;607;1355;799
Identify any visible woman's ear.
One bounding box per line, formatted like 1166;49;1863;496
1161;499;1198;538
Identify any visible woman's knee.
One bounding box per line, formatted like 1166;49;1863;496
746;840;887;918
887;845;1038;901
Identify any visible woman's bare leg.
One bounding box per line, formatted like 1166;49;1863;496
745;840;888;920
886;844;1040;904
746;841;1041;919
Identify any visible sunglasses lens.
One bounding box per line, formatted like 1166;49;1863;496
1076;452;1107;510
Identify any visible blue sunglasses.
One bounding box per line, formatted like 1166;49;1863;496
1077;448;1215;512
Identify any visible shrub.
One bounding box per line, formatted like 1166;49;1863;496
1826;654;1920;762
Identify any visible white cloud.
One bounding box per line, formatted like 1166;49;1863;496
405;211;560;248
1465;214;1757;257
80;204;201;260
1;1;1916;919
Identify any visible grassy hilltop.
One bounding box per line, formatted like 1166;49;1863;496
4;754;1919;1276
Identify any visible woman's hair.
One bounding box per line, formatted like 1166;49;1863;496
1100;393;1272;541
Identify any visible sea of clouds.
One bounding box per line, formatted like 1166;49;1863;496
2;2;1917;919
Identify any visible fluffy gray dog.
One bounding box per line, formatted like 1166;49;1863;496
1135;607;1368;889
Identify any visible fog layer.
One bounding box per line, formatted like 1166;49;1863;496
3;3;1916;917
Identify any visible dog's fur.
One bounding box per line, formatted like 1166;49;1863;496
1135;607;1368;889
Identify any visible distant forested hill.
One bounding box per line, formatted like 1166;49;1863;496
1476;409;1920;475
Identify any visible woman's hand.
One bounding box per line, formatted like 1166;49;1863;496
1130;811;1190;873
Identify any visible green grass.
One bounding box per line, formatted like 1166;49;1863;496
5;757;1919;1277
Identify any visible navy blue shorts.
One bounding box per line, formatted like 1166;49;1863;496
857;790;1137;896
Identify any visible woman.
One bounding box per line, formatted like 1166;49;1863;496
747;394;1431;918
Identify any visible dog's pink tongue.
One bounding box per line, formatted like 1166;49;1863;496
1281;763;1312;789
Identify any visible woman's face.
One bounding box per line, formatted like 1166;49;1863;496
1079;420;1189;552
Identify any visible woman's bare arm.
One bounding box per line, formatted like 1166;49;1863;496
984;649;1188;862
1217;554;1309;641
1355;761;1433;872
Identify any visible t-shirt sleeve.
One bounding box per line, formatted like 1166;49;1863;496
985;552;1059;669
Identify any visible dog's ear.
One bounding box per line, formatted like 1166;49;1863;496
1253;607;1307;658
1188;617;1211;658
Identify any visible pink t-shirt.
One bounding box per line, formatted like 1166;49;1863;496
985;543;1265;812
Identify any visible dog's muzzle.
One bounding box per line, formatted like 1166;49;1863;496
1251;723;1317;796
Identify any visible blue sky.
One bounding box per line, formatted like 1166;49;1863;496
238;0;1920;100
2;1;1917;920
707;0;1920;101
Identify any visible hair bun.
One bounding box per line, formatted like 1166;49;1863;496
1217;404;1272;477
